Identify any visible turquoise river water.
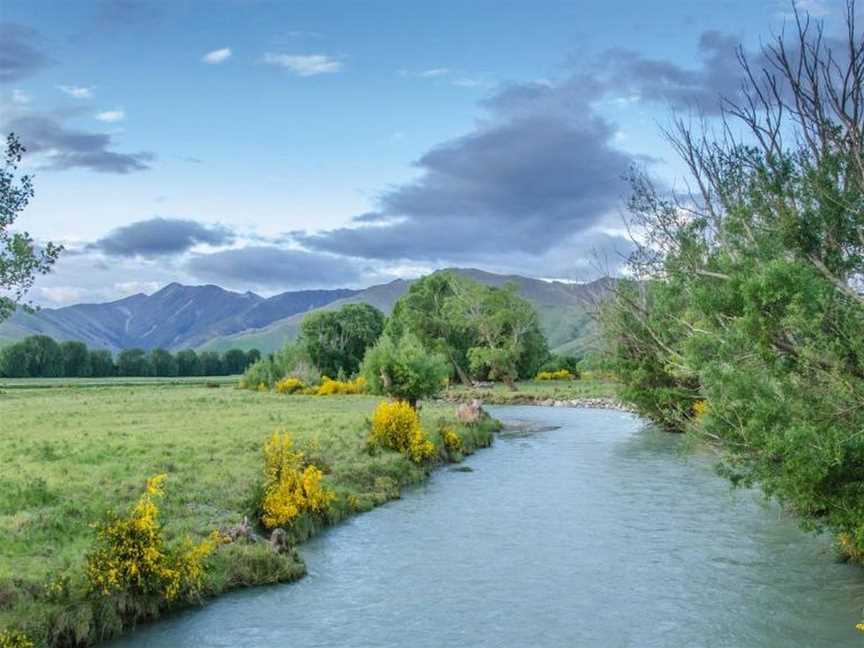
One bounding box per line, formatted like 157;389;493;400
110;406;864;647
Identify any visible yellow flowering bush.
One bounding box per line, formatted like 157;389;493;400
440;426;462;456
691;399;709;421
261;432;335;529
257;382;269;392
275;377;304;394
0;630;34;648
536;369;573;381
314;376;366;395
85;474;218;603
369;400;435;464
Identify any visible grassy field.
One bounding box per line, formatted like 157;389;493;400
0;380;498;645
0;375;241;390
444;373;619;404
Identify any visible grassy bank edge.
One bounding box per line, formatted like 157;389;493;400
5;410;500;648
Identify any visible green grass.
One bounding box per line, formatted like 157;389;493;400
0;375;241;389
0;382;497;645
444;374;619;404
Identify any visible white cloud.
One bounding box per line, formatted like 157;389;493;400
12;89;30;104
202;47;232;64
261;53;342;76
58;85;93;99
451;77;489;88
95;109;125;123
419;68;450;78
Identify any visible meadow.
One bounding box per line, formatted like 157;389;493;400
0;380;500;644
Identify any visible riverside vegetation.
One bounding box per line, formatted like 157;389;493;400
601;5;864;575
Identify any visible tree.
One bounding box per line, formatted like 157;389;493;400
0;341;30;377
89;349;115;377
60;340;91;377
176;349;201;376
222;348;249;375
148;348;178;377
246;348;261;366
299;303;385;377
386;272;476;384
199;351;223;376
1;134;63;322
361;332;450;408
117;348;152;377
601;4;864;555
20;335;63;377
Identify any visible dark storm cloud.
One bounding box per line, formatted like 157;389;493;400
0;23;53;83
5;113;155;173
185;246;368;288
299;113;633;260
297;29;749;264
92;218;234;258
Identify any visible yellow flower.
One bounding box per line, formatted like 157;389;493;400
369;400;435;463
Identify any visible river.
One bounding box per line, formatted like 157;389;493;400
110;406;864;647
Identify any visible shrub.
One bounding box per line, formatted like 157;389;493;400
539;354;582;378
361;333;450;408
260;432;335;529
275;377;304;394
369;400;435;464
314;376;366;395
85;475;218;604
536;369;574;381
440;425;462;457
0;630;34;648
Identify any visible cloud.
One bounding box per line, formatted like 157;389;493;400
0;23;53;82
3;112;155;173
202;47;232;64
59;85;93;98
95;109;125;122
12;89;30;104
261;53;342;76
92;217;234;258
419;68;450;77
186;246;368;288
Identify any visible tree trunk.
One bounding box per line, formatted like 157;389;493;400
447;350;472;386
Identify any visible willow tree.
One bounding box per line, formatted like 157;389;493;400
603;2;864;553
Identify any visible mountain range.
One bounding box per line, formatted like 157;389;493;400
0;269;611;355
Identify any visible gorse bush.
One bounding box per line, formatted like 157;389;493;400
536;369;574;381
313;376;366;395
440;425;462;456
274;377;304;394
86;475;218;604
0;630;34;648
369;400;435;464
260;432;335;529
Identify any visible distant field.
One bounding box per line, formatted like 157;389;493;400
445;374;619;404
0;375;241;389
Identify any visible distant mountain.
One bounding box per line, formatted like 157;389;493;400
0;270;612;355
198;269;612;355
0;284;356;352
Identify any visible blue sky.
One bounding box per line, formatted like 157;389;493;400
0;0;851;305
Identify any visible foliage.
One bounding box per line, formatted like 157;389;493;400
313;376;366;395
0;629;34;648
86;475;217;605
60;341;91;377
539;353;582;377
361;332;450;407
439;425;462;457
536;369;574;381
260;432;335;529
299;303;385;377
0;133;63;322
602;7;864;557
175;349;202;376
274;376;304;394
369;400;436;464
148;348;178;377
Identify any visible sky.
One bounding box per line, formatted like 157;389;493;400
0;0;855;306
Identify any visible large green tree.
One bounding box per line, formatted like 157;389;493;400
299;303;385;377
602;5;864;555
361;332;450;408
60;340;91;377
1;134;62;322
117;348;152;377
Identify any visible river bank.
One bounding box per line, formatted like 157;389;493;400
0;383;498;647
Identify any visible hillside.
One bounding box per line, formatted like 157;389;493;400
198;269;611;354
0;284;356;352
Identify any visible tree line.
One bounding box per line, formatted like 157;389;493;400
0;335;261;378
602;6;864;557
245;271;579;402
